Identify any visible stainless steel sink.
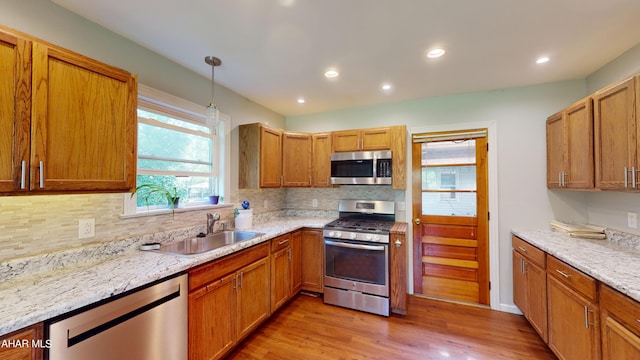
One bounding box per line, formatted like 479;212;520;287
155;231;263;256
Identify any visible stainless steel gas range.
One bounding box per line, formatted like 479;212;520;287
323;199;395;316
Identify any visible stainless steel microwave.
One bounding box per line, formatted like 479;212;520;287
330;150;392;185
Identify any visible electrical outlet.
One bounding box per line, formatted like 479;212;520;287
628;212;637;229
79;218;95;239
312;199;318;207
397;202;406;211
264;199;268;209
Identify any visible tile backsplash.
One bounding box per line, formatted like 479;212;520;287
0;185;400;262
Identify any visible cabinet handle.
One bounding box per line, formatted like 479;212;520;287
20;160;26;189
309;175;312;186
39;161;44;188
278;239;289;245
555;269;570;278
394;239;401;247
287;248;291;261
519;258;523;273
633;167;637;189
239;272;243;289
233;275;238;291
561;172;567;187
558;172;562;187
625;167;629;188
584;306;595;329
518;246;527;253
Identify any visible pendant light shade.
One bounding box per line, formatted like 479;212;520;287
205;56;221;132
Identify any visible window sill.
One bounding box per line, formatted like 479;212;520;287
120;203;234;219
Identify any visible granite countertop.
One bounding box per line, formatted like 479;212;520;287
0;216;334;337
512;228;640;303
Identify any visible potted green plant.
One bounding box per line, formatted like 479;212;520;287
133;184;180;210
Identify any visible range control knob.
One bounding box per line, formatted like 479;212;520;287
365;234;373;241
349;232;357;239
373;235;380;242
328;231;335;237
335;232;342;238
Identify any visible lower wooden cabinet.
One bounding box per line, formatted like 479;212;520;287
0;324;43;360
547;274;600;360
188;242;270;360
512;235;548;342
390;223;408;315
301;229;324;293
270;231;302;313
600;284;640;360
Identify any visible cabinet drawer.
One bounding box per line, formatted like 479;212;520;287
512;235;546;267
601;284;640;337
271;234;291;253
189;242;269;292
547;255;597;300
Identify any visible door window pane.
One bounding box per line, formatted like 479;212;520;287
422;140;476;165
422;166;477;191
422;192;477;216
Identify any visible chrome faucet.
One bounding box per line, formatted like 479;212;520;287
206;213;220;234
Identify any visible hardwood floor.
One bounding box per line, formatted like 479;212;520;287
226;294;557;360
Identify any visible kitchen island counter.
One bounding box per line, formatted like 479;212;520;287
0;216;334;336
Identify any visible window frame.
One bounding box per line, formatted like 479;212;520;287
121;84;231;217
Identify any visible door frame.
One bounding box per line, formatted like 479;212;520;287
405;120;501;310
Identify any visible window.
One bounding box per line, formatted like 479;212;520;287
124;85;227;215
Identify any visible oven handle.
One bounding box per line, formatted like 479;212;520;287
324;240;385;251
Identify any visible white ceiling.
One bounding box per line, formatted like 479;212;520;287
53;0;640;117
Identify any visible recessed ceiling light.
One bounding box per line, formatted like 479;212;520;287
536;56;550;64
427;48;446;58
297;98;305;104
381;83;393;91
324;70;339;78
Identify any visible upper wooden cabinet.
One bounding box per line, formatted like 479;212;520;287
282;132;312;187
0;26;137;194
593;76;639;190
546;97;594;190
0;31;30;193
239;123;283;188
311;133;332;187
332;127;391;152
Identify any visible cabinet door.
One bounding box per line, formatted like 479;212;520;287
547;275;600;360
189;275;236;360
236;257;270;340
602;316;640;360
565;98;595;189
546;111;565;188
0;324;43;360
526;260;548;343
291;230;303;293
259;125;282;188
301;229;324;293
332;130;361;152
30;42;137;192
390;228;408;315
512;251;527;313
0;31;30;193
282;132;311;187
594;77;636;190
270;247;291;313
361;127;391;150
312;133;332;187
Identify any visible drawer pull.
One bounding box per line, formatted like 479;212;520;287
555;269;571;278
518;246;527;253
278;239;289;245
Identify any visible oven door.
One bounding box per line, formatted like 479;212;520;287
324;239;389;297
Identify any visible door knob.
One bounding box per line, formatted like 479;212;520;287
414;218;421;225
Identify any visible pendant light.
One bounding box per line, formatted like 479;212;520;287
205;56;222;133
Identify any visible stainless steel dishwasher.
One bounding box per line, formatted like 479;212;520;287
47;273;188;360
